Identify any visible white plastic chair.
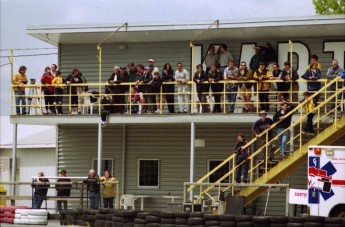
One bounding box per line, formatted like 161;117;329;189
120;194;137;210
203;196;220;212
82;92;98;114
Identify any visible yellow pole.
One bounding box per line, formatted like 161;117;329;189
289;40;293;103
190;44;195;113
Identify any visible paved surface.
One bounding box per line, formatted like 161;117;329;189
1;220;63;227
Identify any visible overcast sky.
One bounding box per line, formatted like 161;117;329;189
0;0;316;116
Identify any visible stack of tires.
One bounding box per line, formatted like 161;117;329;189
187;212;206;226
0;206;30;224
219;214;236;227
175;211;190;227
14;209;48;225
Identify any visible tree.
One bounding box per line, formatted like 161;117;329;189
313;0;345;15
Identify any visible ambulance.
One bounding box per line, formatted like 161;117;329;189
308;146;345;217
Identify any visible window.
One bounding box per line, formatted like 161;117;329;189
138;159;159;188
208;160;230;183
92;159;113;176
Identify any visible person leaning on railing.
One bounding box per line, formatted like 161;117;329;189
253;61;271;112
12;65;28;115
207;64;223;113
326;59;343;110
175;63;190;113
56;169;71;212
65;68;83;114
52;70;65;115
140;66;154;113
40;66;55;115
162;63;176;114
83;169;100;210
233;134;251;183
238;62;253;113
99;170;116;209
108;66;125;114
193;64;207;113
302;63;321;104
31;172;50;209
151;72;163;114
223;60;239;113
280;61;299;106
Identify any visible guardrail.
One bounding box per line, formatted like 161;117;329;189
10;79;343;115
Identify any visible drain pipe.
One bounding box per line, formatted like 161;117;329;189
121;125;126;194
97;123;102;176
11;123;17;205
190;122;195;201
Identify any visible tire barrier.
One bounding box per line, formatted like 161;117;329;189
58;208;345;227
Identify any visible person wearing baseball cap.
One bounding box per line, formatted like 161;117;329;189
32;171;50;209
148;58;159;76
252;110;275;162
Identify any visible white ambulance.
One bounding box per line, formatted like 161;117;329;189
308;145;345;217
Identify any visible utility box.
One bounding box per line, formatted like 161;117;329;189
183;203;202;212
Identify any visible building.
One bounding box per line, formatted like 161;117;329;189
8;15;345;214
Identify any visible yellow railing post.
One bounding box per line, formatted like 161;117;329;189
223;82;226;113
289;40;293;102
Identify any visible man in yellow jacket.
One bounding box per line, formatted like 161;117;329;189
302;91;316;136
253;62;271;112
100;170;116;208
12;66;28;115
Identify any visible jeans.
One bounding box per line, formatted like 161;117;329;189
14;90;26;114
57;200;67;212
89;191;100;209
226;86;238;112
235;160;249;183
44;91;55;113
258;90;269;111
103;197;114;208
54;88;63;114
277;128;289;153
32;194;45;209
304;113;315;133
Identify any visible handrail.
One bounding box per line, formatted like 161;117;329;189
189;78;342;194
10;78;339;115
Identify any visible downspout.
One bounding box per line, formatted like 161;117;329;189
121;125;126;194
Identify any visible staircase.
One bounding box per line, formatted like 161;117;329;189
187;79;345;206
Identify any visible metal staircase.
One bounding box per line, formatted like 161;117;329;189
188;79;345;205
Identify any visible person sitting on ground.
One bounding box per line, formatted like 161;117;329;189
52;70;65;115
32;172;50;209
100;170;116;209
302;92;316;136
273;102;293;158
233;134;251;183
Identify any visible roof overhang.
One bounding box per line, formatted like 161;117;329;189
27;15;345;46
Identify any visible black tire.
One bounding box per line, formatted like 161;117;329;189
146;215;161;223
253;216;271;224
287;224;304;227
188;217;205;225
113;222;124;227
99;208;112;214
236;222;254;227
137;212;150;219
288;217;305;223
95;220;106;227
160;211;175;219
205;220;220;226
133;224;146;227
175;225;190;227
271;224;287;227
329;205;345;218
176;217;188;224
204;214;220;220
112;216;123;222
175;212;190;218
305;216;325;223
161;218;175;224
105;221;113;227
88;215;96;221
124;223;134;227
78;220;88;226
190;212;205;218
60;220;67;225
324;224;343;227
133;218;147;224
96;214;107;220
303;223;324;227
324;217;343;224
76;208;84;215
146;223;160;227
161;224;175;227
113;210;124;217
220;221;236;227
106;213;113;221
122;210;139;218
220;214;236;222
149;211;161;217
235;215;253;222
270;216;288;224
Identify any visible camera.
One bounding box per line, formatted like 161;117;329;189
30;78;36;84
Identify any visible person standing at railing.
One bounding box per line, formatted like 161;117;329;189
12;65;28;115
151;72;163;114
108;66;125;114
224;60;239;113
306;54;321;70
162;63;176;114
140;66;154;113
252;110;275;162
52;71;65;115
273;102;293;158
253;62;271;112
207;64;223;113
100;170;116;208
326;59;343;110
302;63;321;103
193;64;207;113
51;64;58;77
83;169;100;210
250;46;266;94
270;63;283;103
301;92;316;136
233;134;251;183
280;61;299;106
40;66;55;115
238;62;253;113
56;169;71;212
120;65;130;113
205;45;218;75
65;68;83;114
32;172;50;209
175;63;190;113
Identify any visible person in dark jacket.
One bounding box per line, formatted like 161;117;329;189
273;102;293;158
151;72;163;114
302;63;322;103
280;61;299;105
32;172;50;209
193;64;207;113
233;134;251;183
207;64;223;113
162;63;175;113
108;66;125;114
83;169;100;209
56;169;71;212
65;68;83;114
139;66;154;113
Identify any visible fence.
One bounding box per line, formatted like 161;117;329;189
0;179;120;212
10;78;345;115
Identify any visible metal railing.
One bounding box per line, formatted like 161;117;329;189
10;78;343;115
0;180;120;211
188;78;344;199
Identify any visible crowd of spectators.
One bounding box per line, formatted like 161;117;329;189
11;44;345;117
